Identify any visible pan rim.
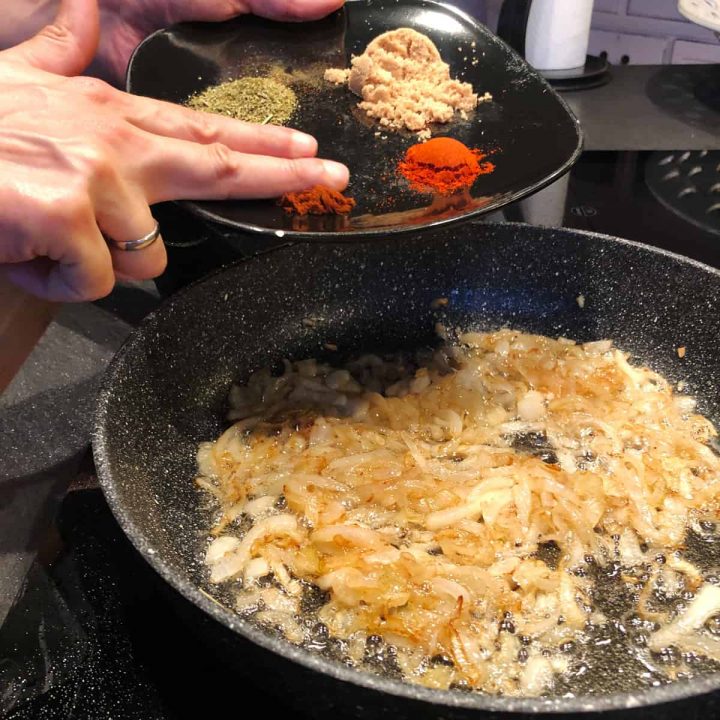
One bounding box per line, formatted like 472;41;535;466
93;222;720;714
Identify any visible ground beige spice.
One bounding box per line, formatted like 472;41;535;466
325;28;491;138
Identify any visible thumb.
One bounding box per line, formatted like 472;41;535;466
243;0;344;21
6;0;99;76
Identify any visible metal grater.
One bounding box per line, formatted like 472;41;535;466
646;150;720;237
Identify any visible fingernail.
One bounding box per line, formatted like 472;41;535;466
291;132;317;156
323;160;349;189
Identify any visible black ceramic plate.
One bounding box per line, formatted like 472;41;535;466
127;0;583;239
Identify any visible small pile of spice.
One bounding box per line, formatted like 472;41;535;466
187;77;297;125
279;185;356;216
397;137;495;195
267;62;330;91
325;28;491;138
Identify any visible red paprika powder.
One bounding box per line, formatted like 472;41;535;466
398;137;495;195
279;185;356;215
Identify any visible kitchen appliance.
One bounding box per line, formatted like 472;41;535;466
645;150;720;237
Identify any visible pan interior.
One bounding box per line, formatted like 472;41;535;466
94;223;720;711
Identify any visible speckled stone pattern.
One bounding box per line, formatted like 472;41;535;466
94;222;720;717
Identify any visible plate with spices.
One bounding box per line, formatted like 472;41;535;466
127;0;583;239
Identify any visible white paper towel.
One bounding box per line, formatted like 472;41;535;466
526;0;595;72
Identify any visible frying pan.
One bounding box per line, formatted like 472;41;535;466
93;223;720;718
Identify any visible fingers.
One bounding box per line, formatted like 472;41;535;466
124;96;318;158
94;184;167;282
5;0;99;76
2;224;114;303
246;0;345;22
0;180;165;302
108;234;167;284
139;135;349;203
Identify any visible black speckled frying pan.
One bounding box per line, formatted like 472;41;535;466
93;223;720;718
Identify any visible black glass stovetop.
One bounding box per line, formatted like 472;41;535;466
3;150;720;719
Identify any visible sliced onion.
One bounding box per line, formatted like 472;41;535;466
520;655;554;696
650;584;720;656
209;515;299;583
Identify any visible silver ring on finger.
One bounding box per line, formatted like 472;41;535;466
106;221;161;252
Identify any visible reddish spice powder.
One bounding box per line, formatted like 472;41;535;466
398;137;495;195
279;185;356;215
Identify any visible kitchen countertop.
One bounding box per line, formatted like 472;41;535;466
0;285;159;625
1;61;719;625
566;64;720;151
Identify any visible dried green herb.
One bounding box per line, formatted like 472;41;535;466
187;77;297;125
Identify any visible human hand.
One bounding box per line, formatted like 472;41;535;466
96;0;345;83
1;0;345;85
0;0;349;302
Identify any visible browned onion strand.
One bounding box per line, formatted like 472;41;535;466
196;330;720;696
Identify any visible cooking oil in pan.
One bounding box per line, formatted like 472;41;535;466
196;515;720;698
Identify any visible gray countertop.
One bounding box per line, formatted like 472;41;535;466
566;64;720;151
1;61;719;625
0;286;159;625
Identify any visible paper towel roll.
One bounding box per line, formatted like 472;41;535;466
525;0;594;72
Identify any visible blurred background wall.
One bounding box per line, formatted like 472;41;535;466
452;0;720;63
